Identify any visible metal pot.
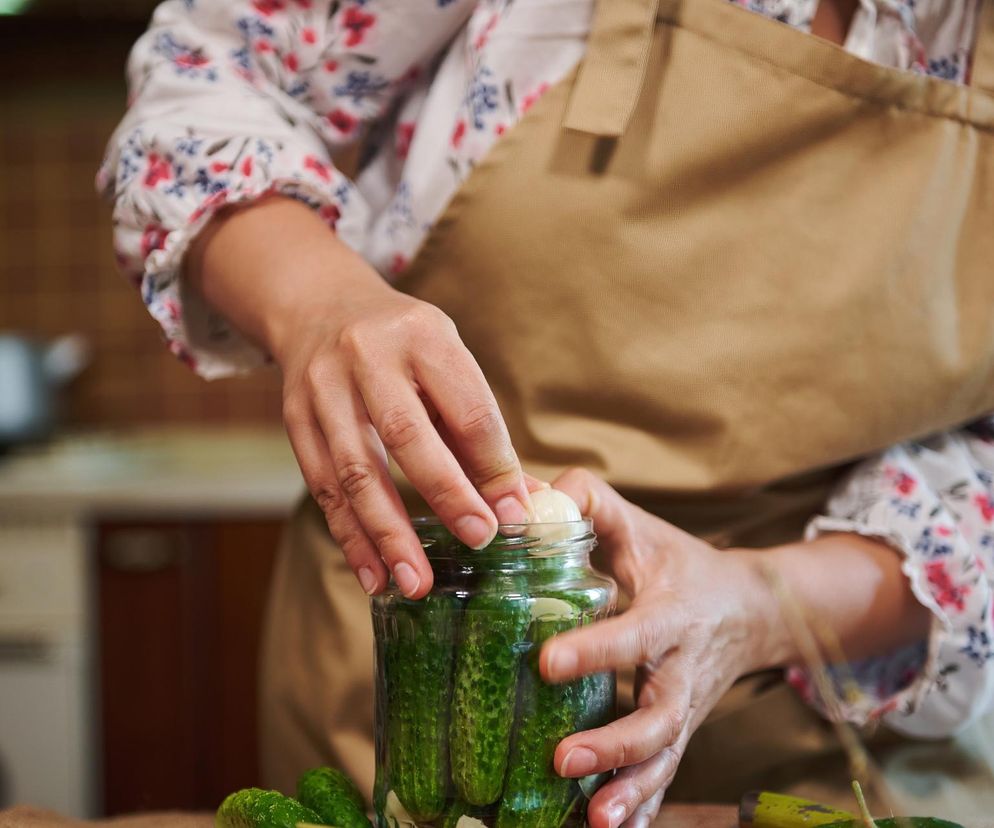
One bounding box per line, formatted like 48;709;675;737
0;334;89;448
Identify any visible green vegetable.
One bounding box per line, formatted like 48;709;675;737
450;579;532;806
496;613;583;828
738;792;855;828
385;595;457;821
820;820;963;828
297;767;372;828
215;788;322;828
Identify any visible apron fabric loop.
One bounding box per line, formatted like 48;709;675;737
563;0;660;136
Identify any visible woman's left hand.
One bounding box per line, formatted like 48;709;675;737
540;469;786;828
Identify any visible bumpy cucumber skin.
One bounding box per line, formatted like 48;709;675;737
450;583;532;806
297;767;372;828
215;788;322;828
495;615;586;828
384;594;457;822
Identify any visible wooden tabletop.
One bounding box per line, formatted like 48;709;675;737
0;804;739;828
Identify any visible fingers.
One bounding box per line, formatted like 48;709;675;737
541;605;677;682
309;382;434;598
354;368;500;550
555;675;691;776
282;401;391;594
415;332;531;525
586;740;685;828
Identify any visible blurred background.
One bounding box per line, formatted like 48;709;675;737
0;0;303;817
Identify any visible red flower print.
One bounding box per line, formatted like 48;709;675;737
520;82;550;114
326;108;358;134
140;224;168;259
936;525;953;537
396;122;415;160
301;27;317;45
473;13;499;51
894;472;916;496
343;7;376;47
210;161;229;173
143;153;173;188
304;154;331;182
451;120;466;149
175;51;210;69
189;190;230;225
319;203;341;228
283;52;299;72
240;156;254;177
495;124;506;136
252;0;286;16
925;560;969;612
324;59;339;72
254;39;273;54
390;254;408;275
975;494;994;523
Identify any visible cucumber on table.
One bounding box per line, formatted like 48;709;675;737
449;580;532;806
384;594;458;822
215;788;322;828
297;767;372;828
496;613;584;828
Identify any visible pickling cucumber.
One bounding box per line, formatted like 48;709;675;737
450;579;532;806
296;767;372;828
384;594;458;822
496;613;584;828
215;788;322;828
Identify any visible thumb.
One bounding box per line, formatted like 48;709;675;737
552;468;638;578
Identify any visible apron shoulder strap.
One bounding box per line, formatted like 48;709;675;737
973;0;994;94
563;0;660;137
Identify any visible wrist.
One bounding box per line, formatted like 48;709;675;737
726;548;798;673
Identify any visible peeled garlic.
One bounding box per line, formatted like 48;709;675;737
530;596;580;622
528;487;582;523
455;817;488;828
384;791;417;828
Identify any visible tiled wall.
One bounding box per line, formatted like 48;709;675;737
1;30;283;429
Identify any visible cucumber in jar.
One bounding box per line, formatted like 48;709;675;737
383;594;458;822
496;604;587;828
449;577;532;806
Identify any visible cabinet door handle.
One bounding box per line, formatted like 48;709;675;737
0;635;51;664
101;530;185;573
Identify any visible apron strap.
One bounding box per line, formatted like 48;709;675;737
563;0;661;136
973;0;994;94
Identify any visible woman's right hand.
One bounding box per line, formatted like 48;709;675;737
188;196;532;598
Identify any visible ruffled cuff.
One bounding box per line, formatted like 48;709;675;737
101;130;369;379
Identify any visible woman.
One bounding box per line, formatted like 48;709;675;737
99;0;994;825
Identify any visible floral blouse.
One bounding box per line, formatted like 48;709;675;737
98;0;993;738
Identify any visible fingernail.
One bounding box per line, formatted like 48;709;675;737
495;495;530;525
454;514;495;549
393;562;421;596
561;746;597;777
547;646;578;680
357;566;377;595
607;803;627;828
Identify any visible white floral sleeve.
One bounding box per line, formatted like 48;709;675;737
97;0;474;379
791;418;994;738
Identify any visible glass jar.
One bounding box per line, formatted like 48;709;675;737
371;518;617;828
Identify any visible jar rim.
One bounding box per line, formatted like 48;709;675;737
412;516;595;558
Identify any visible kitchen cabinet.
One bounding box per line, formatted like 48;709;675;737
97;517;283;815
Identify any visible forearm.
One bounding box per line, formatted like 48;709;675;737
186;195;390;363
744;533;932;669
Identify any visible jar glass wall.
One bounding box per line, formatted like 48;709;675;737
371;518;617;828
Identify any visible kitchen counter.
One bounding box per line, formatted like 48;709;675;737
0;428;304;518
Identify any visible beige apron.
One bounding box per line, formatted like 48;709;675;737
259;0;994;818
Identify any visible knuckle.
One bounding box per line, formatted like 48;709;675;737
378;405;423;451
313;483;347;516
424;474;467;512
657;706;687;743
336;321;369;355
456;402;504;443
304;357;338;389
337;461;378;500
281;396;308;430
